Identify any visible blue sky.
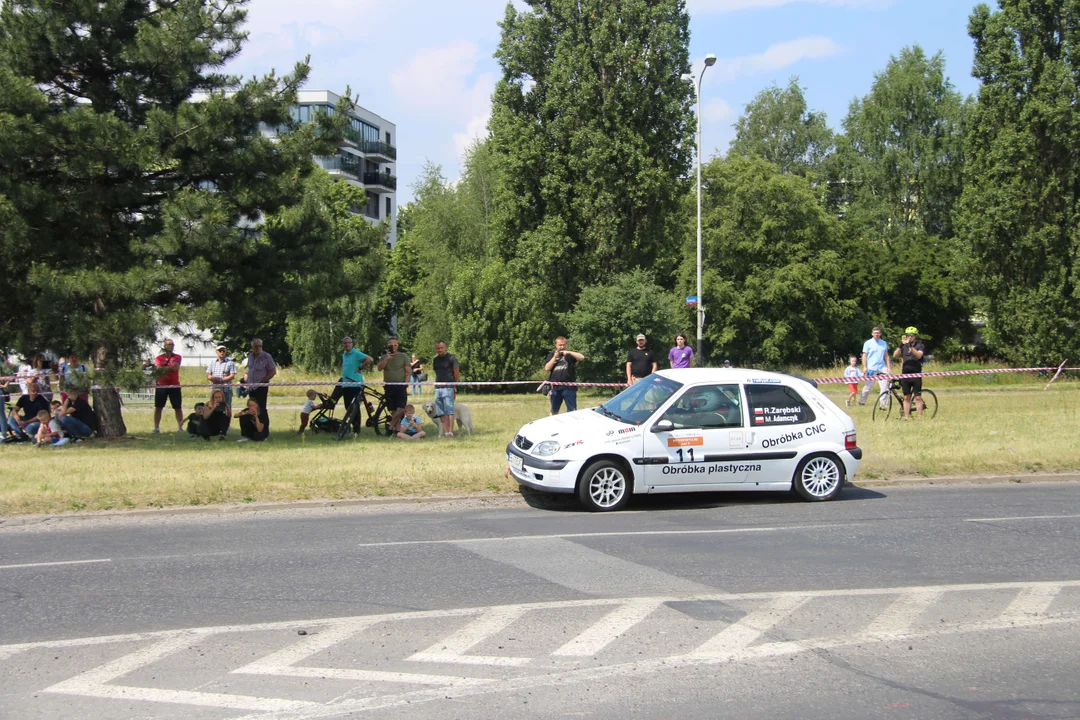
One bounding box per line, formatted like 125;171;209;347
227;0;985;204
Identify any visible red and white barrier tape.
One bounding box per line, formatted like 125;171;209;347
5;365;1076;393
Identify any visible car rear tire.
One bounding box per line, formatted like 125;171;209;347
577;459;631;512
792;453;844;502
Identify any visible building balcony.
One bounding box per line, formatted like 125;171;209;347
363;171;397;191
314;154;362;180
361;140;397;162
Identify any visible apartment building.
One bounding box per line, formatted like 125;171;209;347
292;90;398;247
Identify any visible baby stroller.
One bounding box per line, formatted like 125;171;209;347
308;392;342;435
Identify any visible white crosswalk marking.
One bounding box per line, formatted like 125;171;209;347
552;598;661;657
684;594;809;660
5;579;1077;720
856;589;942;640
408;606;532;666
998;584;1061;623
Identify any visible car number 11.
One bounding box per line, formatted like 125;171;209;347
667;436;704;463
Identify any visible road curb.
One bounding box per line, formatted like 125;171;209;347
2;474;1079;526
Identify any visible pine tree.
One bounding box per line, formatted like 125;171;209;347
0;0;356;434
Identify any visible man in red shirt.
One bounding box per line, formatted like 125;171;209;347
147;339;184;434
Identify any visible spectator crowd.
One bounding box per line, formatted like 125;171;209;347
2;326;926;446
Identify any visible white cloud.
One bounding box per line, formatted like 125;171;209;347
708;37;843;82
453;112;492;158
687;0;890;11
701;98;733;123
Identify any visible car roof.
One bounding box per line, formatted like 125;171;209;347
654;368;813;387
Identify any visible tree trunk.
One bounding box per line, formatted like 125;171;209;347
92;387;127;438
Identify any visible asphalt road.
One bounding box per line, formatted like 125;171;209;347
2;483;1079;720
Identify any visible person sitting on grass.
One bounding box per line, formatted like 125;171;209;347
34;409;69;447
50;399;91;440
193;388;231;441
7;381;50;442
396;404;426;440
298;389;318;434
235;398;269;443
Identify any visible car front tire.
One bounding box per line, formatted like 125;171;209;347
577;459;632;512
792;453;844;502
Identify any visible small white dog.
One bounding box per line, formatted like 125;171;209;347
421;401;473;436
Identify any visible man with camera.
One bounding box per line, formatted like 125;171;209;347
378;337;409;432
893;326;926;419
543;337;584;415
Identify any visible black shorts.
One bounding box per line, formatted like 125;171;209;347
385;385;408;412
154;387;182;409
900;378;922;397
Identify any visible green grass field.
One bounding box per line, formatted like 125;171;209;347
2;365;1077;515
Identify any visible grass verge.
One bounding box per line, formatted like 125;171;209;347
2;385;1078;515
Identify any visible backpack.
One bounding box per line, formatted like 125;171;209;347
311;415;341;434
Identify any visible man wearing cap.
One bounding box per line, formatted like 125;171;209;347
626;334;658;385
147;339;184;434
723;359;733;368
893;327;926;419
206;345;238;407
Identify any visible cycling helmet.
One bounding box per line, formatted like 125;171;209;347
904;326;918;335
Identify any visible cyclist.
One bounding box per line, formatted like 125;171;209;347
892;326;926;419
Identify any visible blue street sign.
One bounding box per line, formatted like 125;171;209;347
686;296;698;306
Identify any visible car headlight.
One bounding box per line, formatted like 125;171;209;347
534;440;560;456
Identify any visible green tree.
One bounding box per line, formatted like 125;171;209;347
685;155;857;368
0;0;352;434
729;77;833;177
564;269;683;382
489;0;694;307
831;46;971;346
836;46;966;239
283;172;388;373
957;1;1080;364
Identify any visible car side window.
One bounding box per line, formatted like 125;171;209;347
661;384;743;429
744;384;816;427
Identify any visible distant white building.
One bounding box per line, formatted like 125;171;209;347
289;90;398;247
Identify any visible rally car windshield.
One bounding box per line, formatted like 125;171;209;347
597;375;683;425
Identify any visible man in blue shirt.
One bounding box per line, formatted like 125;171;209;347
329;336;372;419
858;326;892;406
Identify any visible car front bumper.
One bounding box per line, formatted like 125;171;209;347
506;442;580;494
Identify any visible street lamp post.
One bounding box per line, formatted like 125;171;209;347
686;54;715;365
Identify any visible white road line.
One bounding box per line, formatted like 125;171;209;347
964;514;1080;522
0;558;111;570
685;595;809;659
552;598;661;657
46;634;317;713
356;524;851;548
857;589;942;640
998;585;1061;623
409;606;532;667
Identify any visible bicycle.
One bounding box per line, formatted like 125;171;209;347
872;379;938;422
335;385;395;440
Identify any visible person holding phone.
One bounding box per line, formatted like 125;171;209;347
235;398;269;442
543;336;584;415
378;337;410;432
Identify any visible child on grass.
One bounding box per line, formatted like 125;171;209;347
844;355;864;407
34;409;69;446
396;404;426;440
298;389;318;434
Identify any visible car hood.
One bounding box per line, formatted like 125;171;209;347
517;408;637;446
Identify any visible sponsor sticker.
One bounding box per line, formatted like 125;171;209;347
728;431;744;448
667;436;704;448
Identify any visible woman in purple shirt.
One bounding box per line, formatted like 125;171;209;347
668;333;695;369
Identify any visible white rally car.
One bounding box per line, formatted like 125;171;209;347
507;368;861;511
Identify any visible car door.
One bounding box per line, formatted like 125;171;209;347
642;383;752;487
743;381;819;481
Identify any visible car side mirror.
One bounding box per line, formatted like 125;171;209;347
651;419;674;433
